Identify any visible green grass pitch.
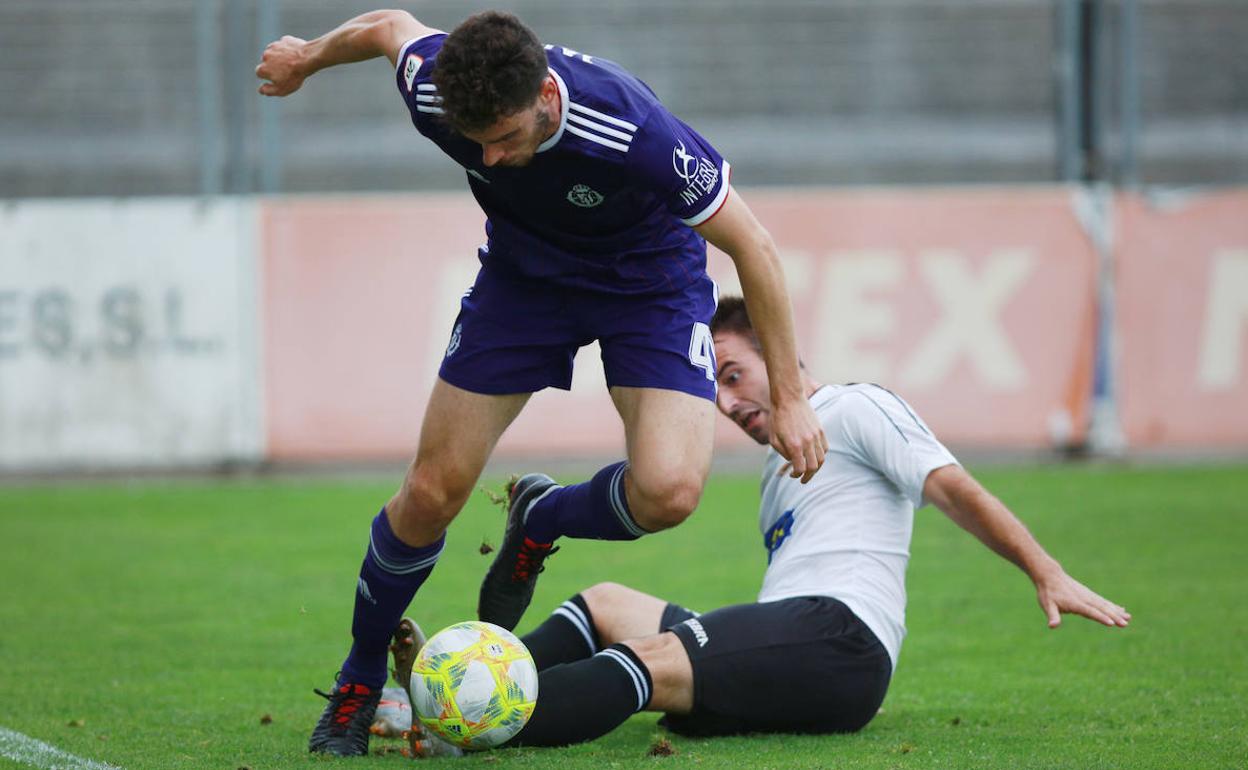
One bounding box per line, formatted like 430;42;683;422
1;464;1246;769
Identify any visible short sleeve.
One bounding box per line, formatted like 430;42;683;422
835;387;958;508
626;108;731;226
394;33;448;126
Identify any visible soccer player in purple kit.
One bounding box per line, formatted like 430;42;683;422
256;8;828;756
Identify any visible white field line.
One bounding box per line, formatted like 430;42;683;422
0;727;122;770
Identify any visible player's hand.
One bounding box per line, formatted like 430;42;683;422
769;397;828;484
256;35;309;97
1035;569;1131;629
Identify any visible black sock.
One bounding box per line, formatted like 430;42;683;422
521;593;600;671
507;644;653;747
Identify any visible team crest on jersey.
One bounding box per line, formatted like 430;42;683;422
763;508;796;563
566;184;604;208
403;53;423;92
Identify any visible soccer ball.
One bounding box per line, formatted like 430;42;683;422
409;621;539;750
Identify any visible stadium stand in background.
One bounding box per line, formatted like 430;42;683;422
1;0;1245;198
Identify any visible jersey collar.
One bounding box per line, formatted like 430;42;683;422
809;384;837;410
536;68;569;154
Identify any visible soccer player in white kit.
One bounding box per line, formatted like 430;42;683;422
442;295;1132;746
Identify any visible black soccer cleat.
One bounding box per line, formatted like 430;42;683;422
308;678;382;756
477;473;561;631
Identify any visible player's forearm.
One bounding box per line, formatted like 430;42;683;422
696;189;804;404
935;470;1062;582
300;10;407;76
732;240;804;404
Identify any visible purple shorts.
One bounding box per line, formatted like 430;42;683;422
438;267;719;401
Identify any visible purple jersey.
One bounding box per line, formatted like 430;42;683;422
395;33;731;295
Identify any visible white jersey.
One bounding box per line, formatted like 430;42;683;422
757;384;958;671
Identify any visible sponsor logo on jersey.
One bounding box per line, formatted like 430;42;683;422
682;618;709;647
673;141;699;183
566;183;604;207
445;322;463;358
763;508;796;563
672;140;719;208
403;53;423;92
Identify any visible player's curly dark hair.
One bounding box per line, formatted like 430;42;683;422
710;296;763;352
432;11;548;134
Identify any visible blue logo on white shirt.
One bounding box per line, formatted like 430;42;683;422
763;508;796;563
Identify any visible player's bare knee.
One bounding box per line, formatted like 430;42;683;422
395;462;474;531
582;581;628;611
632;475;703;530
582;581;638;630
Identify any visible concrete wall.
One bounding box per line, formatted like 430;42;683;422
0;199;262;469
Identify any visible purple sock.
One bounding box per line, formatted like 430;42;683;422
339;509;444;689
523;461;647;543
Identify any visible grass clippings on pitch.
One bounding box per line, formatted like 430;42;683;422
1;464;1246;769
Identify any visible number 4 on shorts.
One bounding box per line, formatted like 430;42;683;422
688;322;716;381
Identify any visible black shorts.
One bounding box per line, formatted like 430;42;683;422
658;596;892;737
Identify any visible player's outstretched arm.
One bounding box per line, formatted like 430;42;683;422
695;189;828;483
922;465;1131;629
256;9;437;97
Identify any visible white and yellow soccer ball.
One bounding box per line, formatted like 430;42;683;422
409;621;539;750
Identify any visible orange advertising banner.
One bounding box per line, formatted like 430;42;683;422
1116;190;1248;448
261;188;1099;461
707;188;1098;449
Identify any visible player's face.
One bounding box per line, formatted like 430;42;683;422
714;331;772;445
462;77;560;168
